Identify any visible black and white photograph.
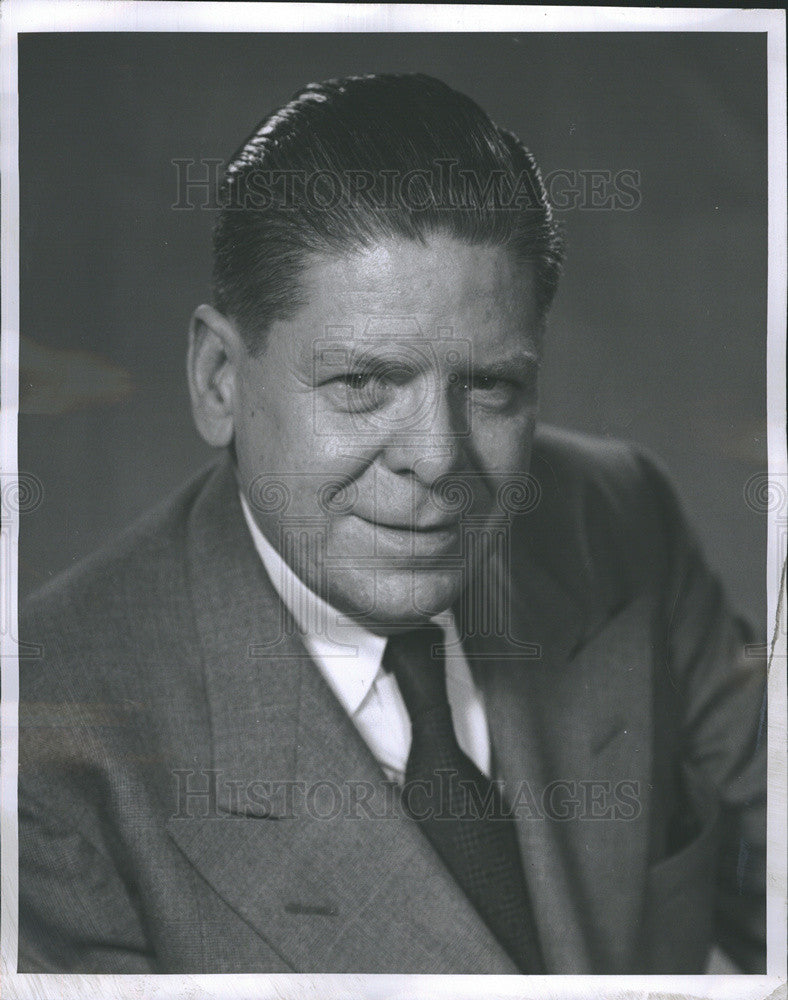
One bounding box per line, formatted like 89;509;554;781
1;4;785;998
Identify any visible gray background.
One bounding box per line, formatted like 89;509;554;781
18;32;768;630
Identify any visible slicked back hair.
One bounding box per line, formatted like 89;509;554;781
213;73;564;354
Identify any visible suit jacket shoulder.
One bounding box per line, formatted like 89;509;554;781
528;425;703;624
20;463;214;695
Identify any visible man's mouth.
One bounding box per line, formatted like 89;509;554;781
353;511;461;532
350;513;463;557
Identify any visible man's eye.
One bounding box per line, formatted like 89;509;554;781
454;373;513;393
451;373;506;391
470;374;502;391
452;372;524;410
322;371;388;413
339;372;373;391
327;363;414;397
324;372;381;394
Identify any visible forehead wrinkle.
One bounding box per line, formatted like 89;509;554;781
305;237;531;316
273;235;539;364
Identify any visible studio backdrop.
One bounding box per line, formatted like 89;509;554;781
18;31;767;630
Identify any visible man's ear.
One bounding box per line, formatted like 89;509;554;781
187;304;245;448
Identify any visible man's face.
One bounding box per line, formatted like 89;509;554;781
232;234;542;630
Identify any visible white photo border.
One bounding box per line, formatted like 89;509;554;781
1;4;785;999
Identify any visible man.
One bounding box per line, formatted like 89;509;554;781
18;73;766;974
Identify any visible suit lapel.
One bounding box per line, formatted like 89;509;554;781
166;456;516;973
464;554;654;973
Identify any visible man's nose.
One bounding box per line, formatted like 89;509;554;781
380;377;466;487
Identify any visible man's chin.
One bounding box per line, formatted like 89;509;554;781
326;567;462;633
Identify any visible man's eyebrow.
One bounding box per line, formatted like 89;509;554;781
309;345;541;374
470;353;541;377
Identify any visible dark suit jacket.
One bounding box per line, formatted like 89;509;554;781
18;426;766;974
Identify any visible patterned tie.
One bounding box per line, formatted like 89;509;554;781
383;624;545;973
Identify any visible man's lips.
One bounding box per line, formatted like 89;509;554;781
352;513;461;532
349;513;462;557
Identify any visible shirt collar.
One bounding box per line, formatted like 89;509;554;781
239;491;386;715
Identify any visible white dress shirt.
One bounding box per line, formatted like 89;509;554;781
239;493;491;782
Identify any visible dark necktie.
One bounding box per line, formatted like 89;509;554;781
383;625;545;973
